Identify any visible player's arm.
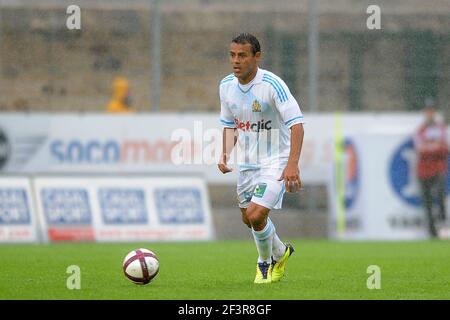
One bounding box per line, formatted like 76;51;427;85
268;74;305;192
279;123;304;192
218;127;237;174
218;83;237;174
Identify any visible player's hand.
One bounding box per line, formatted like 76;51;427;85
217;153;233;174
278;163;301;193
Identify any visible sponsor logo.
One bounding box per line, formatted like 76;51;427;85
253;183;267;198
154;188;204;224
98;188;148;224
389;138;450;207
41;188;92;224
0;129;11;170
0;189;30;224
238;191;253;205
50;139;177;164
234;118;272;132
252;100;262;112
244;191;253;202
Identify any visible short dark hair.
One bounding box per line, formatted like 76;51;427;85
231;33;261;55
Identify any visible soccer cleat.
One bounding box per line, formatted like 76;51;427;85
254;261;272;284
271;243;295;282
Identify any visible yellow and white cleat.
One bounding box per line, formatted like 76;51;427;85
254;261;272;284
271;243;295;282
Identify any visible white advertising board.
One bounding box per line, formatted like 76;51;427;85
0;177;38;242
329;130;449;240
0;112;425;185
33;176;214;242
1;112;447;240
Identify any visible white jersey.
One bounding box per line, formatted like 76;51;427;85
219;68;304;171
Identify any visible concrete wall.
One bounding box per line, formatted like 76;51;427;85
0;0;449;112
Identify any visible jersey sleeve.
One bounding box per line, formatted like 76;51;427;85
219;85;237;128
265;75;305;128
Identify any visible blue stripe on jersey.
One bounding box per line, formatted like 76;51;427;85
222;76;234;83
262;75;288;102
220;119;236;126
220;118;235;125
264;75;288;102
285;116;304;126
220;78;234;85
262;78;288;103
262;79;285;103
220;75;235;84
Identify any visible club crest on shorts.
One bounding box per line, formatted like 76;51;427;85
253;183;267;198
252;100;262;112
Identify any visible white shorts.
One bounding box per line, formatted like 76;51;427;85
237;168;286;210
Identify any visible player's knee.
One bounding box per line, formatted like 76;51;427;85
246;208;265;228
241;213;251;228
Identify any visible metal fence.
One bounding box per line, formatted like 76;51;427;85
0;0;449;115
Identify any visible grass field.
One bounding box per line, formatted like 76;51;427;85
0;240;449;300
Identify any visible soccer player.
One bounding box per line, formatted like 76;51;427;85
217;33;305;284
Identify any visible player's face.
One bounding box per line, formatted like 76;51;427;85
229;42;261;84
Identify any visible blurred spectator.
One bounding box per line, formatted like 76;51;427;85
414;98;449;238
107;77;134;113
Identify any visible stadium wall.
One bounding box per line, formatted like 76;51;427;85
0;0;449;113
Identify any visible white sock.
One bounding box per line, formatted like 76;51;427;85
268;218;287;261
252;219;274;264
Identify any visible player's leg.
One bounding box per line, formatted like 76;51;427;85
266;214;295;282
246;202;272;259
241;205;274;283
246;202;274;283
436;174;447;223
240;208;251;228
270;228;295;281
269;217;291;263
241;206;278;256
237;169;292;283
237;170;273;283
253;171;294;282
420;178;437;237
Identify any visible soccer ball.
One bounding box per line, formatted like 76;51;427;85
123;248;160;285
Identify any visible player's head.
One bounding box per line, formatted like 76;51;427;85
229;33;261;83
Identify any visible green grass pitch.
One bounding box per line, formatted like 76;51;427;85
0;240;449;300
